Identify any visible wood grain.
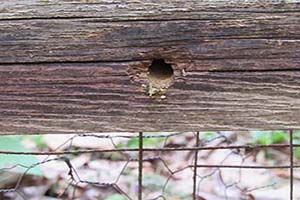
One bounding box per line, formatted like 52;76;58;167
1;0;299;20
1;18;300;66
0;63;300;134
0;0;300;134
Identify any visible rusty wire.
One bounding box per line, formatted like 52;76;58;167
0;130;298;200
290;130;294;200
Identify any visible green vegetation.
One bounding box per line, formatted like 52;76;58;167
126;137;164;148
0;136;42;176
105;194;125;200
250;130;289;145
250;130;300;158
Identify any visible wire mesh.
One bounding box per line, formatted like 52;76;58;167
0;130;298;200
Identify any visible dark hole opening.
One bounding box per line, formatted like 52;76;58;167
148;59;174;84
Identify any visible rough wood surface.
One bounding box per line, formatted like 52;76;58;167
0;0;300;134
1;18;300;65
1;63;300;134
1;0;300;20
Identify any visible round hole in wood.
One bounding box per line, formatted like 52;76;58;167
148;59;174;88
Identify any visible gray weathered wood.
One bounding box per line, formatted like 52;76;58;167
0;18;300;64
1;63;300;134
1;0;300;20
0;0;300;134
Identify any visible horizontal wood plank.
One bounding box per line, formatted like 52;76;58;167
0;63;300;134
0;18;300;67
0;0;300;20
1;0;300;133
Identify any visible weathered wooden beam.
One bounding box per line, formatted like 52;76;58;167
0;63;300;134
0;19;300;64
0;0;299;20
0;0;300;134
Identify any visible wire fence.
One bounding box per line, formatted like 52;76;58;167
0;130;298;200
